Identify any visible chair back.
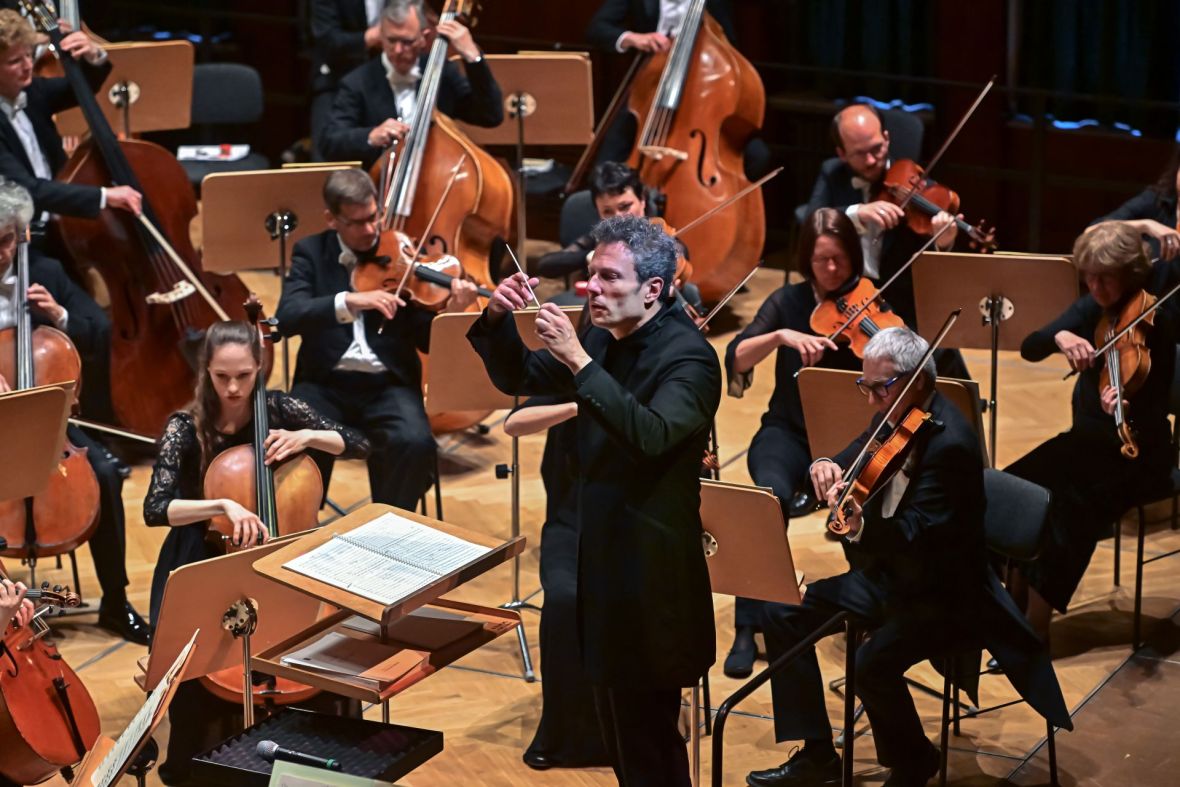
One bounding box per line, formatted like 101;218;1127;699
983;468;1050;561
881;108;925;162
191;63;264;125
559;190;598;247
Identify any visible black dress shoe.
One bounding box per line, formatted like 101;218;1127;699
882;742;939;787
522;751;555;771
724;625;758;678
747;747;841;786
97;600;151;646
788;489;819;519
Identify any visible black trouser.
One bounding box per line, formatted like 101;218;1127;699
309;88;335;162
763;571;956;769
67;425;128;605
527;516;610;765
292;373;436;510
592;685;689;787
734;422;810;630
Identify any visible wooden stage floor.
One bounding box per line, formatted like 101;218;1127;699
26;267;1180;786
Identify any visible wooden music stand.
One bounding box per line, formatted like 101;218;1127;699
200;165;352;387
912;251;1078;462
0;384;70;499
424;308;578;682
797;368;988;466
54;41;195;138
250;504;522;715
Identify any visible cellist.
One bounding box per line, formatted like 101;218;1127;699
0;178;148;645
275;168;477;511
1005;223;1179;639
320;0;503;169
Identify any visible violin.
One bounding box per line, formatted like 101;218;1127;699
625;0;766;301
876;159;996;252
809;277;906;359
200;297;321;709
0;565;100;786
0;235;101;565
1096;289;1156;459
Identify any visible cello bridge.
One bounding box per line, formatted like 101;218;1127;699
146;281;197;305
638;145;689;162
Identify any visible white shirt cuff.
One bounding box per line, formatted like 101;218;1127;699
334;291;355;323
99;187;106;209
87;48;108;66
55;307;68;331
845;204;866;234
846;524;864;544
614;32;629;52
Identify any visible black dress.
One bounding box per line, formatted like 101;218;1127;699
517;395;610;767
1005;261;1177;613
143;390;369;784
723;281;863;629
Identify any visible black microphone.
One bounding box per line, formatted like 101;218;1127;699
255;740;342;771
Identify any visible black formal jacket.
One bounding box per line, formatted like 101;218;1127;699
0;59;110;218
468;302;721;688
310;0;373;95
321;56;504;168
1093;185;1177;261
275;229;434;388
805;157;936;325
586;0;736;51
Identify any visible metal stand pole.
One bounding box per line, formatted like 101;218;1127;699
496;411;541;681
265;210;298;391
980;294;1011;463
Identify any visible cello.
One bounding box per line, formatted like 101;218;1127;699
624;0;766;302
0;230;100;565
0;565;100;786
370;0;513;291
19;1;269;438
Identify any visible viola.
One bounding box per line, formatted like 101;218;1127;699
200;297;321;708
876;159;997;252
0;236;101;564
625;0;766;302
809;277;906;358
20;1;270;438
0;567;99;786
1096;289;1156;459
352;248;494;313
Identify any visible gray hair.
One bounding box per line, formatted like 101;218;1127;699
0;178;34;230
864;327;936;383
322;168;377;215
382;0;426;26
590;214;678;298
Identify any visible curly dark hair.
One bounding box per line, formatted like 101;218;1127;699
590;214;678;298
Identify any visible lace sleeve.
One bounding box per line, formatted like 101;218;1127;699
269;391;371;460
143;413;197;526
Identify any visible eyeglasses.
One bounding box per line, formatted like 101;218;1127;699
856;374;902;398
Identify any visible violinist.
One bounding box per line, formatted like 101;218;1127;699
0;179;148;645
747;327;987;787
719;208;871;679
309;0;386;161
143;319;369;784
321;0;503;169
275;168;477;510
1005;223;1178;638
0;11;141;221
1086;144;1180;261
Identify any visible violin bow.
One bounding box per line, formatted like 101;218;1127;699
391;154;468;304
830;308;962;520
1062;276;1180;380
897;76;996;212
697;266;760;331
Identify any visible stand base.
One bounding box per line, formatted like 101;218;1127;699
500;599;543;682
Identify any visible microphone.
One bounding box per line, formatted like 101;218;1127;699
255;740;342;771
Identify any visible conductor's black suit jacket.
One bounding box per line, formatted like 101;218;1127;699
468;302;721;689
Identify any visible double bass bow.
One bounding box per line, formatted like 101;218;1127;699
828;309;961;535
624;0;766;302
19;1;269;438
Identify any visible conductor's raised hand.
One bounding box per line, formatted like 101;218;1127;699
487;272;538;317
535;303;591;373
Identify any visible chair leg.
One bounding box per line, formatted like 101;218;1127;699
842;622;857;787
1172;492;1178;531
952;661;962;736
434;451;444;520
689;684;701;787
1047;720;1059;787
939;659;951;787
1134;506;1147;650
1114;518;1122;587
701;671;712;736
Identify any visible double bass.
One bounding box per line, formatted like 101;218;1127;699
20;1;269;438
370;0;513;291
0;232;100;564
624;0;766;302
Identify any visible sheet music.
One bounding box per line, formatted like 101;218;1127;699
283;512;492;606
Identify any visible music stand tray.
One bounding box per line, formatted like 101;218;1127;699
912;251;1078;461
192;707;442;787
54;41;195;137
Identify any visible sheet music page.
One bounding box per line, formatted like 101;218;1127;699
282;512;492;605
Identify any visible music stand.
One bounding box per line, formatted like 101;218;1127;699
53;41;195;138
453;54;594;274
912;251;1078;462
200;165;352;390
